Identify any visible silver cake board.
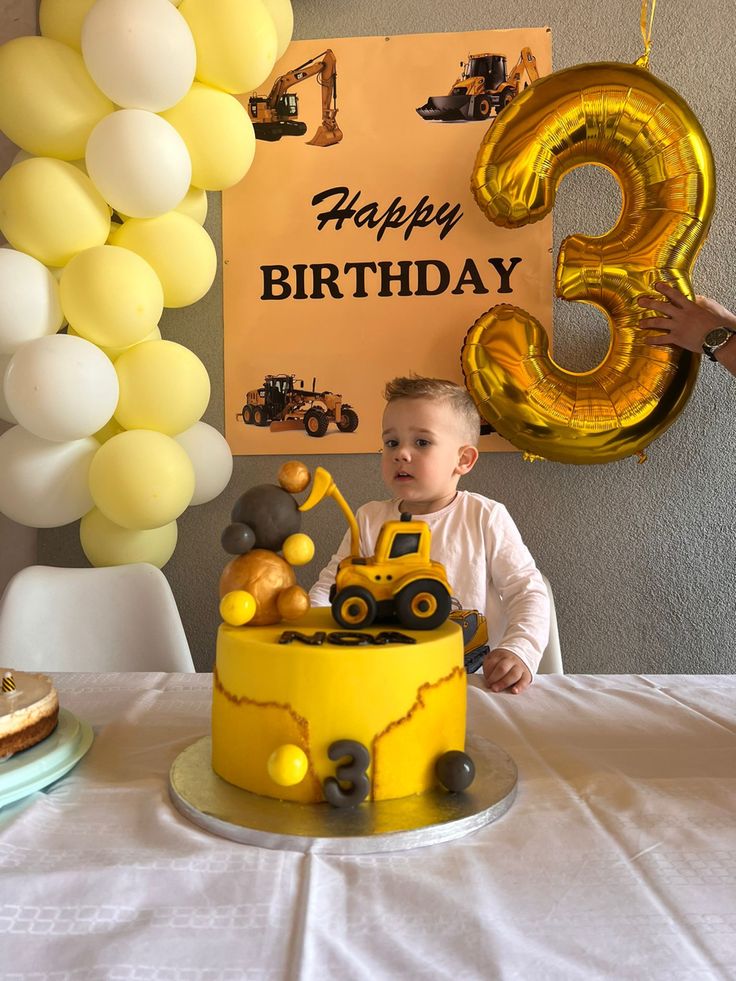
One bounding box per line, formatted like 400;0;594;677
169;733;517;855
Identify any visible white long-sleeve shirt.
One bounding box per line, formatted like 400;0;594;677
309;491;550;675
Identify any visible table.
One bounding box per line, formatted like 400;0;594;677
1;673;734;980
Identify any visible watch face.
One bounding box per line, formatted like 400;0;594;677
704;326;732;348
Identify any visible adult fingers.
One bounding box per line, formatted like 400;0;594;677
653;281;689;306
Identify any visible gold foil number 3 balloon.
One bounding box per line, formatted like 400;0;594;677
462;57;715;464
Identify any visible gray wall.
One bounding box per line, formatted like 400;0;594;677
26;0;736;673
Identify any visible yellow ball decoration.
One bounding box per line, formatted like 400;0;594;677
114;340;211;435
178;0;278;95
160;82;256;191
282;533;315;566
219;589;257;626
80;507;178;568
0;36;113;160
267;744;308;787
109;213;217;308
88;430;195;530
0;158;110;267
60;245;163;349
39;0;97;52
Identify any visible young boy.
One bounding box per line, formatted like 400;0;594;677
309;376;550;693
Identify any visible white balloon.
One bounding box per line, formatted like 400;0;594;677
0;354;17;423
4;334;119;442
173;421;233;505
82;0;196;112
0;250;64;355
0;426;97;527
86;110;192;218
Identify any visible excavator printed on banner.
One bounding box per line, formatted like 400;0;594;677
248;48;343;147
417;47;538;122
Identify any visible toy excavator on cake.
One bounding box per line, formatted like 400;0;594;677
299;466;453;631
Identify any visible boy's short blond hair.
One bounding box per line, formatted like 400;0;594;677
383;376;481;445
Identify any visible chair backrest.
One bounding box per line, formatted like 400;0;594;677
537;572;563;674
0;564;195;672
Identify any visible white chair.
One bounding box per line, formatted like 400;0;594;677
538;572;563;674
0;564;195;672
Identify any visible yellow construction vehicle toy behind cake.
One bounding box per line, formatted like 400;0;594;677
299;467;452;630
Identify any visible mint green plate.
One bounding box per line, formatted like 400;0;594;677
0;708;94;808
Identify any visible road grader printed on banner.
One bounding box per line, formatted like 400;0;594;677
237;373;359;438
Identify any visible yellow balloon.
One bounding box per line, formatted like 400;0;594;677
93;415;125;445
88;430;195;530
0;159;110;267
109;212;217;308
60;245;163;349
261;0;293;60
0;36;113;160
39;0;97;52
267;744;308;787
175;186;208;225
464;61;715;465
116;188;208;226
282;533;315;566
70;324;162;363
178;0;278;94
80;507;178;568
114;340;211;435
160;82;256;191
219;589;256;626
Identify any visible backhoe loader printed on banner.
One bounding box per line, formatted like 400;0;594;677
248;48;342;146
417;47;538;122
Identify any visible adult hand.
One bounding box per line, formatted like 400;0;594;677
638;282;736;353
482;648;532;694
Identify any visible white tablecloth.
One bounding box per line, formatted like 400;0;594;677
1;673;734;980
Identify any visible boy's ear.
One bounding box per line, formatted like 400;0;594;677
456;445;479;475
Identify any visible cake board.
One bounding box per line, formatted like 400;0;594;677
168;733;517;854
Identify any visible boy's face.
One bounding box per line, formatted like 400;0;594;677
380;397;477;514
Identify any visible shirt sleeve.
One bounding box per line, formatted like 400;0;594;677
308;526;352;607
486;503;550;676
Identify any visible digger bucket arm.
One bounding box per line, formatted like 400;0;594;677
299;466;360;556
266;50;334;108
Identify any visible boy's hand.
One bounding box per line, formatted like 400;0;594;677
482;648;532;694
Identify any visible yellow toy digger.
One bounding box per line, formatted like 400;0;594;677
299;467;452;630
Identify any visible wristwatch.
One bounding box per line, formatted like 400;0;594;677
702;325;736;361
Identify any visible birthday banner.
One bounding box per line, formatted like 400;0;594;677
223;27;553;455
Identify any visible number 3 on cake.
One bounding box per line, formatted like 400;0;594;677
323;739;370;807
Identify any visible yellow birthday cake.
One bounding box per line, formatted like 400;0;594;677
212;609;466;803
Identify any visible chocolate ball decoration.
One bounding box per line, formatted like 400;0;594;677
278;460;310;494
221;522;256;555
231;484;301;551
435;750;476;792
219;550;297;626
